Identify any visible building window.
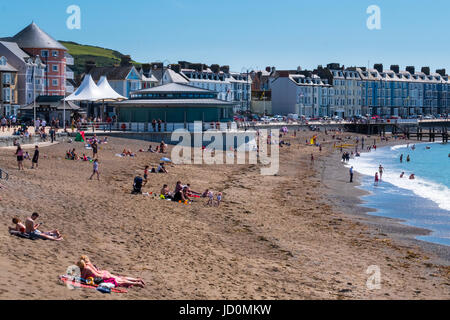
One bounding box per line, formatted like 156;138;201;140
52;79;58;87
41;50;49;58
52;50;58;57
52;65;59;72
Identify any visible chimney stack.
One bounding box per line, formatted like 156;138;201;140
210;64;220;74
373;64;383;73
390;65;400;73
421;66;430;75
220;65;230;74
406;66;415;75
436;69;446;77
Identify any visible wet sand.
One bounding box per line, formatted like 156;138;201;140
0;132;449;300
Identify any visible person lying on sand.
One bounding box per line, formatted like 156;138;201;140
25;212;63;241
9;217;26;233
121;149;136;157
148;145;155;153
185;184;201;196
77;255;145;288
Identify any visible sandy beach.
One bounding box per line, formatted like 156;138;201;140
0;130;449;300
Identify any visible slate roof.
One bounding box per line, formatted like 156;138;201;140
88;66;135;81
10;22;67;50
132;82;214;94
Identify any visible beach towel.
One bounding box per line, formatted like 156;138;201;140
58;276;127;293
9;230;37;240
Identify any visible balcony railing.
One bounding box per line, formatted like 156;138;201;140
65;54;74;66
66;70;74;80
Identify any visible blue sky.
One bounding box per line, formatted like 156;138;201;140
1;0;449;72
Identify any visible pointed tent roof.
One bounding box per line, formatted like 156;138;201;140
11;22;67;50
65;74;105;101
97;76;127;101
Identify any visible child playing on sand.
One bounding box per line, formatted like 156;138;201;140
143;166;149;186
89;159;100;181
216;192;222;207
206;190;214;206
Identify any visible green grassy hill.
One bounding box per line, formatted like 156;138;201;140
60;41;141;78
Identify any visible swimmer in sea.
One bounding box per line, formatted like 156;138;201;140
400;172;405;178
409;173;415;180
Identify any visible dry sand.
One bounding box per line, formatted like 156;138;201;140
0;131;449;300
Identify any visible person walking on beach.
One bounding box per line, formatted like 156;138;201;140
349;166;354;183
89;159;100;181
378;164;384;181
49;127;56;143
310;153;314;164
31;145;39;169
374;172;379;186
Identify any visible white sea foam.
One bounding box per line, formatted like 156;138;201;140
346;151;450;212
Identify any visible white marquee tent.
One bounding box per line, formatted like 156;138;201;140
96;76;127;101
65;75;127;102
65;74;105;102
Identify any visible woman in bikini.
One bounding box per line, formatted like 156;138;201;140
77;256;145;288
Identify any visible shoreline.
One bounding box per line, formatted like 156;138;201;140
319;138;450;265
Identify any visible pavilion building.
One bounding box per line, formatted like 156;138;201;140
112;82;236;130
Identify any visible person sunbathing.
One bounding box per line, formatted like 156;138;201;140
186;184;201;196
25;212;63;241
157;163;168;173
9;217;26;233
77;256;145;288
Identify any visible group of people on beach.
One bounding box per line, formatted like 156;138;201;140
9;212;62;241
14;145;40;170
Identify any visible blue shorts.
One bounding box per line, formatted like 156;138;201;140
30;230;43;239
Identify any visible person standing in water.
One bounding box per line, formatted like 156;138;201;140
378;164;384;181
406;154;411;162
374;172;379;186
349;166;354;183
400;154;403;163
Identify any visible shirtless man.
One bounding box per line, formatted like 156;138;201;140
160;184;172;199
25;212;62;241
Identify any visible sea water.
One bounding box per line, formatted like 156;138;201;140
346;142;450;246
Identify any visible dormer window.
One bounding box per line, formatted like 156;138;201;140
0;56;6;66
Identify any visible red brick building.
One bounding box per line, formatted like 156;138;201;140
9;22;69;97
